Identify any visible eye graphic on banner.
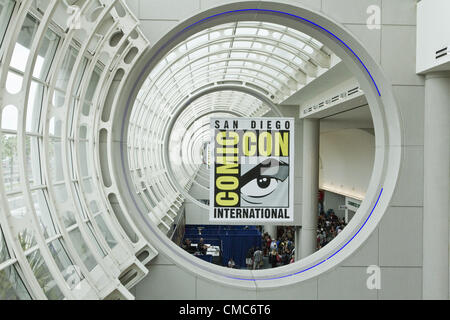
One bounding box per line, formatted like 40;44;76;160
210;118;295;224
241;158;289;206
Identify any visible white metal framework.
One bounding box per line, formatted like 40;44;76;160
127;20;334;215
0;0;158;300
0;0;336;300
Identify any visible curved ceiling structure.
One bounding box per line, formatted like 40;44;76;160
0;0;155;300
105;2;402;293
137;21;331;106
127;20;335;220
0;0;407;301
169;90;267;184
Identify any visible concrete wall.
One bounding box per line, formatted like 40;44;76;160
320;129;376;199
184;200;209;225
127;0;424;300
323;191;346;219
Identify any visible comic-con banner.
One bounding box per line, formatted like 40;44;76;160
210;118;295;224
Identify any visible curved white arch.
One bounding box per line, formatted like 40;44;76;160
112;1;402;289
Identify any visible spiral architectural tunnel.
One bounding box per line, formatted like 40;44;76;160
0;0;448;300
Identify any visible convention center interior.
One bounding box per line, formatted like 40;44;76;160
0;0;448;300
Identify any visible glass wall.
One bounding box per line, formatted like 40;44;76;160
0;0;14;48
0;0;151;300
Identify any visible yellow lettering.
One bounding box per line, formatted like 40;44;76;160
216;192;239;206
243;132;257;156
216;176;239;191
259;131;272;157
217;164;239;175
216;131;239;146
216;147;238;154
275;132;289;157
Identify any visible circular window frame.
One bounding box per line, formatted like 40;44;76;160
164;85;284;210
112;1;402;288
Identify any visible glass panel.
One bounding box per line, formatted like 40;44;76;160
62;211;76;229
26;135;42;186
48;138;64;182
7;193;27;219
81;65;102;115
52;89;66;108
5;71;22;94
48;118;62;137
79;140;89;176
86;222;106;257
33;29;60;80
53;183;68;203
94;215;117;249
89;201;99;214
74;58;88;96
68;227;97;271
0;0;15;49
0;225;10;264
81;178;92;194
26;81;44;133
25;249;64;300
11;14;39;72
29;0;50;13
0;264;32;300
1;134;19;191
47;239;83;289
31;190;57;239
85;66;101;102
18;227;37;252
8;194;39;251
56;46;78;91
10;41;30;72
1;104;18;130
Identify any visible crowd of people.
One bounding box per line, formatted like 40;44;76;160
182;209;347;269
244;247;265;269
243;211;347;269
242;227;296;270
317;209;347;250
182;237;209;255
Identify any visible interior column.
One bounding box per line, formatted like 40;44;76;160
423;72;450;300
263;225;277;241
301;118;320;258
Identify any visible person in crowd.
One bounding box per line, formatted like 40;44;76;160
281;247;291;265
228;258;236;268
316;208;348;250
269;248;278;268
246;247;254;269
278;239;285;255
197;238;208;255
330;211;338;223
182;238;196;254
253;247;263;270
289;250;295;264
265;235;272;256
286;238;293;252
317;230;322;249
270;238;278;251
286;229;293;242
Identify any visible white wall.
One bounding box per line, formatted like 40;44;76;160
184;200;210;225
323;191;346;219
319;129;375;200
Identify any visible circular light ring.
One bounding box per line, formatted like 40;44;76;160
115;4;401;287
163;85;283;210
169;91;269;188
182;9;381;96
140;20;332;108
